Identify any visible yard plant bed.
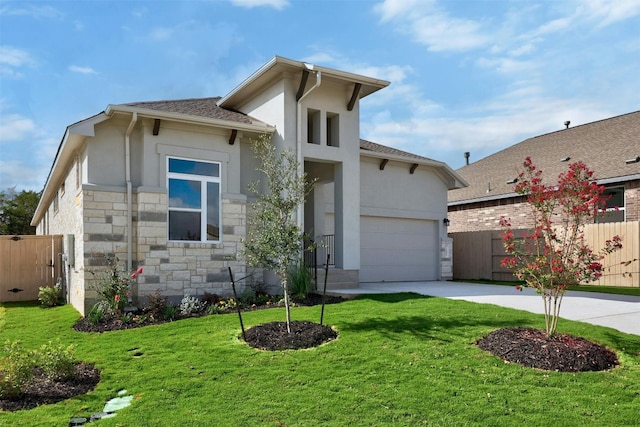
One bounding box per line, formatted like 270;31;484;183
244;320;338;350
477;327;618;372
0;363;100;412
72;293;346;333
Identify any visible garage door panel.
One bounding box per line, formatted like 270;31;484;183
360;216;438;282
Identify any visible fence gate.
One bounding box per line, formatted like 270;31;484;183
0;235;63;302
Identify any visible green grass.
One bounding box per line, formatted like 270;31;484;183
455;279;640;296
1;295;639;426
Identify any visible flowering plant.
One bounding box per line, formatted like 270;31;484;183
500;157;622;336
90;253;143;313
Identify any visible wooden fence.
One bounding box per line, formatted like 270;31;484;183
450;221;640;287
0;235;63;302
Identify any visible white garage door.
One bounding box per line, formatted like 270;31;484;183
360;216;439;282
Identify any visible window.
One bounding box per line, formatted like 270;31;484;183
307;109;320;144
597;186;625;223
167;157;221;242
326;112;339;147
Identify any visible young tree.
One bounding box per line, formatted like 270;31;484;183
0;188;40;235
500;157;623;336
240;134;314;333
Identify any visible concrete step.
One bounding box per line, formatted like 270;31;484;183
313;268;359;290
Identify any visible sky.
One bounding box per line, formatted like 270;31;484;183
1;0;639;192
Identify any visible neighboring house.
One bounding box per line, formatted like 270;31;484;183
32;56;466;315
448;111;640;233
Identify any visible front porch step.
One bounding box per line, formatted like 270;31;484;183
313;268;359;290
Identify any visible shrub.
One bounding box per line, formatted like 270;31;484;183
163;305;178;320
208;297;237;314
0;341;34;399
145;290;169;318
201;292;222;305
36;341;76;381
87;301;114;325
288;261;313;299
89;253;142;313
38;283;64;308
179;295;205;316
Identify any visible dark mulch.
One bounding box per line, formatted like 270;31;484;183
477;327;619;372
244;320;338;351
72;293;347;333
0;363;101;412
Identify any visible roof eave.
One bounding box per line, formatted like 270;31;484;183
360;150;468;189
105;104;275;133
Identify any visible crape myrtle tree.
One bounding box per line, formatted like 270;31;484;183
240;134;314;333
500;157;623;337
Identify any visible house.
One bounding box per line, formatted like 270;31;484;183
448;111;640;233
32;56;466;315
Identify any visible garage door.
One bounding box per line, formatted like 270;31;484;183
360;216;438;282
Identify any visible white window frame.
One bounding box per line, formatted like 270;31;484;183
167;156;222;243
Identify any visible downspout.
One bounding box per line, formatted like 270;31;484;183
125;112;137;275
296;67;321;229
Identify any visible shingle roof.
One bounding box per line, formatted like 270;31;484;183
359;139;437;162
449;111;640;204
124;97;261;125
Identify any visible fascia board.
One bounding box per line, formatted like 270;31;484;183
105;104;275;133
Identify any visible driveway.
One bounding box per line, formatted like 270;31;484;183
331;281;640;336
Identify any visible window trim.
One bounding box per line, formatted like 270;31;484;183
167;156;222;243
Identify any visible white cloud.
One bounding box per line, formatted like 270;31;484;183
68;65;98;75
149;27;174;41
0;4;63;19
0;113;36;142
373;0;490;52
229;0;289;10
579;0;640;27
0;46;35;67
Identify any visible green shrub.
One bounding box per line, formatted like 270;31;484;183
145;290;169;318
36;341;76;381
179;295;205;316
163;305;178;320
38;284;64;308
288;261;313;299
87;301;113;324
0;341;34;399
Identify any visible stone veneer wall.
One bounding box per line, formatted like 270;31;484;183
81;189;249;310
134;192;247;304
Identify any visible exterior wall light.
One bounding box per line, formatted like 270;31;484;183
443;218;450;227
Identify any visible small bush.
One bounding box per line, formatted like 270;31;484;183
208;298;237;314
36;341;76;381
0;341;34;399
179;295;205;316
87;301;114;325
201;292;222;305
145;290;169;318
38;284;64;308
288;261;313;299
163;305;178;320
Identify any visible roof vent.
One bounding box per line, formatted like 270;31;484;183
464;151;470;165
564;121;570;129
560;157;571;162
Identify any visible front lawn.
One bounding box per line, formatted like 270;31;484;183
1;294;639;426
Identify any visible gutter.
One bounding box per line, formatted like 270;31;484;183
296;65;321;228
125;112;137;275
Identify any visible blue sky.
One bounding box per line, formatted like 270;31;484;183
1;0;639;191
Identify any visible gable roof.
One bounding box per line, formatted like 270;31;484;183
449;111;640;205
123;97;259;125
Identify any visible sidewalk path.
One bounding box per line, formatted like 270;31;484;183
331;281;640;336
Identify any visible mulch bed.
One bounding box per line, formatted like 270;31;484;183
0;363;100;412
477;327;619;372
244;321;338;351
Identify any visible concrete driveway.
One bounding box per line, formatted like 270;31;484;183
331;281;640;336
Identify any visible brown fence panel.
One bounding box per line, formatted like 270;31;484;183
451;221;640;287
0;235;63;302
